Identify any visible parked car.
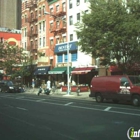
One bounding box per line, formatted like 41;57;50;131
89;75;140;106
0;80;22;93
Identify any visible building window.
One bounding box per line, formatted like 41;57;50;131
25;15;27;22
77;13;80;21
43;37;45;47
69;16;73;25
57;54;63;63
69;0;72;9
62;18;66;27
35;11;37;18
84;0;88;2
39;23;41;31
85;10;89;14
56;5;59;12
56;38;59;44
62;2;66;12
25;42;26;50
31;41;34;49
70;34;73;41
50;39;53;46
50;23;53;31
64;53;68;62
42;6;45;15
39;8;41;15
43;21;45;31
25;28;26;37
40;38;41;46
56;21;59;29
63;36;66;42
50;8;53;14
71;52;77;61
77;0;80;6
35;40;38;48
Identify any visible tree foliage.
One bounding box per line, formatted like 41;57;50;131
75;0;140;74
0;42;32;80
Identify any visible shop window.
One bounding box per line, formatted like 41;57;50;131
71;52;77;61
64;53;68;62
57;54;63;63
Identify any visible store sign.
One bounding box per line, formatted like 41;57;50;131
57;62;72;67
54;41;78;53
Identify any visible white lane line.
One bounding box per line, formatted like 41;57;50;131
16;107;28;111
36;99;46;102
16;96;24;99
1;96;140;117
104;107;112;111
65;102;73;106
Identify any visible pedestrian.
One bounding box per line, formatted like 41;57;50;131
32;79;35;90
46;79;51;90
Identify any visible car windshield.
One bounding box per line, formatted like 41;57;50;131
129;76;140;86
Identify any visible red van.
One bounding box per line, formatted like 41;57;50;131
89;75;140;106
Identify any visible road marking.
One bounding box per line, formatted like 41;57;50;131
64;102;73;106
36;99;46;102
104;107;112;111
1;95;140;117
16;107;27;111
16;96;24;99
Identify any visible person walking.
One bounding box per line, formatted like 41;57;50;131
32;79;35;90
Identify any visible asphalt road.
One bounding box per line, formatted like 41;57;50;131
0;93;140;140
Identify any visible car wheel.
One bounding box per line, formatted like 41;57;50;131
95;93;103;103
132;95;140;106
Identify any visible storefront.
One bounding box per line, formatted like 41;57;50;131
34;66;50;87
48;66;74;87
62;67;98;92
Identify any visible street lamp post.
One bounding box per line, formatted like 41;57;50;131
44;11;70;95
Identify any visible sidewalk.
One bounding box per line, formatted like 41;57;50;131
23;88;93;101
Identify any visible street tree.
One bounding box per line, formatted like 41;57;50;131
0;42;32;81
75;0;140;74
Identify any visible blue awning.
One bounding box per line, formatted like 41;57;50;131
34;66;50;75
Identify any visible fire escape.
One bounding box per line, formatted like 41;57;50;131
27;0;38;62
50;4;67;47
